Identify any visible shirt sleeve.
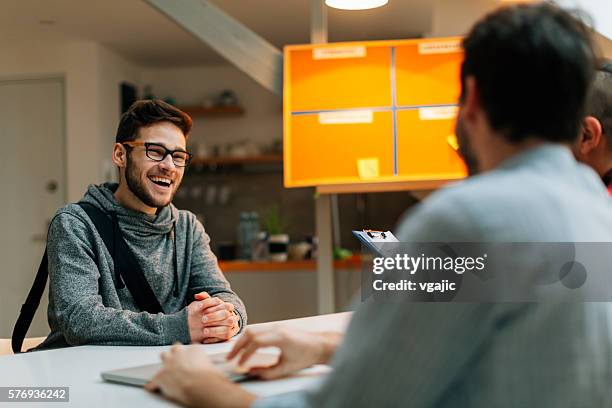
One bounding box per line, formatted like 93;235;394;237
47;212;191;346
187;216;247;331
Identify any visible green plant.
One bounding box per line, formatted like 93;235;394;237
264;205;287;235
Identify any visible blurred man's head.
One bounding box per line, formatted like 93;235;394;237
572;62;612;181
455;3;596;175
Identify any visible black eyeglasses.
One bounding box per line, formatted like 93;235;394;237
122;142;192;167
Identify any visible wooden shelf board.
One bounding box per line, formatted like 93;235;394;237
191;154;282;166
219;255;362;272
179;105;245;117
315;178;458;194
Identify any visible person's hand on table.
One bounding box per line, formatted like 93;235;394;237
145;344;255;408
187;292;240;344
227;326;342;380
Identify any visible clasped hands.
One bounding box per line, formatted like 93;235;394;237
187;291;240;344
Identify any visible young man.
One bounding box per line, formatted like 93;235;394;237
572;62;612;192
146;4;612;407
36;100;246;349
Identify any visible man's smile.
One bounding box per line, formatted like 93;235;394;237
148;175;173;188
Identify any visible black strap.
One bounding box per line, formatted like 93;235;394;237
11;250;49;354
79;203;163;315
12;203;163;353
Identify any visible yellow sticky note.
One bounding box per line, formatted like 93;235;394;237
357;158;380;179
447;134;459;151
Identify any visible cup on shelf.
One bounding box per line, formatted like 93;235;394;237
268;234;289;262
288;242;312;261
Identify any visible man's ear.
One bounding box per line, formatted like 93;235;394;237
578;116;603;155
112;143;127;169
462;76;481;123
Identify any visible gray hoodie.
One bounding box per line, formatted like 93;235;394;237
36;183;246;350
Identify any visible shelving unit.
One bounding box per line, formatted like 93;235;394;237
190;154;282;166
179;105;245;117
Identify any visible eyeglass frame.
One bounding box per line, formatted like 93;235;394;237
122;141;193;167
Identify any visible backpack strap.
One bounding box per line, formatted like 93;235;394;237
11;249;49;354
12;203;164;353
78;203;163;315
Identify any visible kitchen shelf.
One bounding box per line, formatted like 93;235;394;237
179;105;245;117
219;255;362;272
190;154;283;166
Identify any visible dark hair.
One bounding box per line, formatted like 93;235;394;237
115;99;192;143
587;60;612;144
460;3;597;143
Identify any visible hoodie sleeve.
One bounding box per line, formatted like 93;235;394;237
47;211;191;346
187;216;247;332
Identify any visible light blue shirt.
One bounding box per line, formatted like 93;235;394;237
255;144;612;407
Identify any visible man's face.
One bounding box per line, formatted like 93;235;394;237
455;108;480;176
124;122;186;209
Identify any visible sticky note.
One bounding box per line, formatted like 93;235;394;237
447;134;459;151
357;158;380;179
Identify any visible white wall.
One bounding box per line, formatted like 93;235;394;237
98;45;143;182
0;37;142;202
0;38;100;202
555;0;612;40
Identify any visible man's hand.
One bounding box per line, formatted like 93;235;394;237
145;344;255;408
187;292;240;344
226;327;342;380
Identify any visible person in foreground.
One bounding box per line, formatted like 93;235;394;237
572;61;612;190
146;4;612;407
37;100;246;350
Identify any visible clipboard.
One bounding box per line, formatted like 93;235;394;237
352;229;399;256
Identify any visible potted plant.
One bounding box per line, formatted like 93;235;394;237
264;205;289;262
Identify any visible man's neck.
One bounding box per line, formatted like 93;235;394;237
114;182;157;215
478;135;553;172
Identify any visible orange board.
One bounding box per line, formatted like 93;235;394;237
395;41;463;107
287;111;394;186
284;38;467;188
288;46;392;112
396;109;466;178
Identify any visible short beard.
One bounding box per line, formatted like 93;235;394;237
455;115;479;176
125;153;174;209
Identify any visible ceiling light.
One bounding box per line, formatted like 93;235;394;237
325;0;389;11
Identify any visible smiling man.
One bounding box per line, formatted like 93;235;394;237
36;99;246;350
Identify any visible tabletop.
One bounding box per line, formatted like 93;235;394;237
0;312;352;407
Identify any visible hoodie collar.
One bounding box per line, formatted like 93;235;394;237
79;182;177;236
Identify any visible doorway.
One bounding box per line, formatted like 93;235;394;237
0;77;66;337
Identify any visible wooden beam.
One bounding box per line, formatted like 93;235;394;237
146;0;283;95
311;0;328;44
310;0;335;314
316;194;336;313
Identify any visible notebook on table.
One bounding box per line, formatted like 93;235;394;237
101;351;279;387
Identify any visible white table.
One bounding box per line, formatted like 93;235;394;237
0;313;351;407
